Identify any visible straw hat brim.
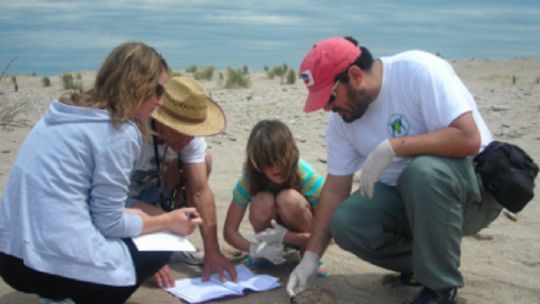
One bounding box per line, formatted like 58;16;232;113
151;97;226;137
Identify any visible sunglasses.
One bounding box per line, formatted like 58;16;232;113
328;78;341;104
155;83;165;98
327;64;354;105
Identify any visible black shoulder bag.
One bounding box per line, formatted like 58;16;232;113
474;141;539;213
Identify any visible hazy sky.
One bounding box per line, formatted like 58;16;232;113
1;0;539;75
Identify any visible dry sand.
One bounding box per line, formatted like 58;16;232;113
0;59;539;303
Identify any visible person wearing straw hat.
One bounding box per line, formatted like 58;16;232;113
127;76;237;287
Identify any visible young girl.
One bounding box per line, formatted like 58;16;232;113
223;119;325;271
0;42;202;303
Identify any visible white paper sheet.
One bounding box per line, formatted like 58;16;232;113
164;264;280;303
133;231;196;251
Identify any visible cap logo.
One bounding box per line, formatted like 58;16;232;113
300;70;314;87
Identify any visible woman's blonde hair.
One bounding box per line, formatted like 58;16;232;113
245;119;300;194
60;42;168;135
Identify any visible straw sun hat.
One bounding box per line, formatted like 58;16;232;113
151;76;226;136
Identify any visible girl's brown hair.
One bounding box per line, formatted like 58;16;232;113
245;119;300;194
60;42;169;135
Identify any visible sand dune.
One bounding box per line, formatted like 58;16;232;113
0;59;539;303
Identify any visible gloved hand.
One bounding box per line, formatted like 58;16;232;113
249;241;286;265
286;251;319;297
358;139;395;198
255;219;287;245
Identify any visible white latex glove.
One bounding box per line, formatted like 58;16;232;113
286;251;319;297
249;241;286;265
255;219;287;245
358;139;395;198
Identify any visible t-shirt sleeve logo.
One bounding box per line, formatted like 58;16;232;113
387;114;409;137
300;70;314;87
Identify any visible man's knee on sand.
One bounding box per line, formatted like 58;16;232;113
329;183;410;264
330;202;387;258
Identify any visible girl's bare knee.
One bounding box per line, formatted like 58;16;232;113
249;192;276;231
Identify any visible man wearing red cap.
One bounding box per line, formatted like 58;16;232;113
287;37;501;303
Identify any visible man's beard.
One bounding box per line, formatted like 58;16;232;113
341;85;372;123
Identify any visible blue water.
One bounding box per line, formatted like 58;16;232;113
1;0;539;76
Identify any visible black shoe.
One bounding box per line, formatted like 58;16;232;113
400;273;422;287
407;287;457;304
382;272;422;287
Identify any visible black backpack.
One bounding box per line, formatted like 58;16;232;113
474;141;539;213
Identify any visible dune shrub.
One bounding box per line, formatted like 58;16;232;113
271;65;288;84
41;76;51;87
11;76;18;92
186;65;198;73
286;69;296;84
194;66;215;81
0;99;30;126
61;73;83;92
61;73;74;89
224;67;250;89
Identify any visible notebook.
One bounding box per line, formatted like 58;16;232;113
164;264;280;303
133;231;196;252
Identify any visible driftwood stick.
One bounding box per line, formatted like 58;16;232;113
0;57;17;82
0;121;31;128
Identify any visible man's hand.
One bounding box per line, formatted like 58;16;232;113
358;139;395;198
153;264;175;288
201;250;238;282
255;219;287;245
286;251;320;297
249;241;286;265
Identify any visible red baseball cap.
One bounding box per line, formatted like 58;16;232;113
299;37;361;113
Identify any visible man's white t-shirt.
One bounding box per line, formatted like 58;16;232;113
326;50;492;186
134;136;207;171
129;137;207;198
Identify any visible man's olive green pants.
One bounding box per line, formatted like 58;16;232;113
330;156;502;290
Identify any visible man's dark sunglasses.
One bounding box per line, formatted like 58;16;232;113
328;64;354;105
328;79;341;104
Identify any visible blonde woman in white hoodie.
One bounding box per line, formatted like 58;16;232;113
0;42;202;304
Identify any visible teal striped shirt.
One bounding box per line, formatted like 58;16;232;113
232;159;324;209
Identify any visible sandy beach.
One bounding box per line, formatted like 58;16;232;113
1;58;539;303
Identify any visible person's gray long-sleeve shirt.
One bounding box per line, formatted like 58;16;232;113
0;100;143;286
